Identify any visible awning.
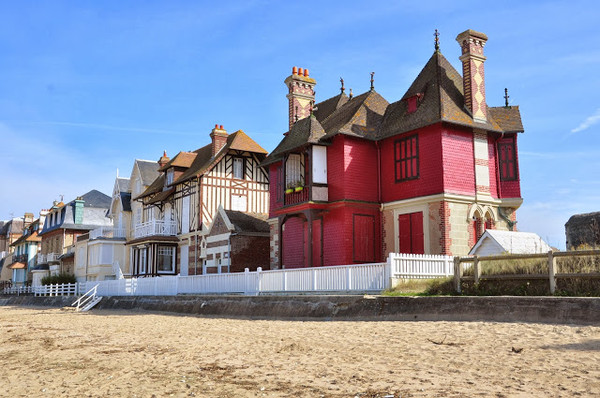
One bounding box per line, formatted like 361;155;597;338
8;262;26;269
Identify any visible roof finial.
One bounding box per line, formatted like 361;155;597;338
349;88;353;99
504;88;510;107
370;72;375;91
434;29;440;52
340;77;345;93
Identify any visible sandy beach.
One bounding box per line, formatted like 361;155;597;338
1;306;599;397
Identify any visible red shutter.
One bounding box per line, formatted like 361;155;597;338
398;214;411;253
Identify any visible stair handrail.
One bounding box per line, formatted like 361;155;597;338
72;284;99;311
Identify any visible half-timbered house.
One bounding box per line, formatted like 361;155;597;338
263;29;525;269
131;126;269;276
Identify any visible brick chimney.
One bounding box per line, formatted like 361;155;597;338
158;151;170;168
284;66;316;130
210;124;228;156
456;29;488;122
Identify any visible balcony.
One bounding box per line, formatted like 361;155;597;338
133;219;177;239
37;253;60;264
13;253;28;263
89;226;127;240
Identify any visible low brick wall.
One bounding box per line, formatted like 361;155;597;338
1;295;599;325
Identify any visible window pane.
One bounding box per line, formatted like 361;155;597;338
157;246;174;273
233;158;243;179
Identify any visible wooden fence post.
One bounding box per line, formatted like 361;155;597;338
548;250;556;294
453;257;462;293
474;256;480;285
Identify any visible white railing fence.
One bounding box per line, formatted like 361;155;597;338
389;253;453;279
2;253;454;298
34;283;79;296
133;219;177;239
89;226;126;240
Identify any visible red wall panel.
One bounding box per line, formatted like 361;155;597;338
282;216;305;268
381;124;444;202
327;135;345;202
441;126;475;196
342;136;379;202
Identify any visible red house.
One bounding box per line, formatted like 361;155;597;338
262;29;524;269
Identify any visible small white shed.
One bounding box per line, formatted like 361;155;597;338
469;230;551;256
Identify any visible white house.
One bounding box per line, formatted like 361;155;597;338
469;230;551;256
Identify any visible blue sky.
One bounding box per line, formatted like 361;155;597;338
1;1;599;250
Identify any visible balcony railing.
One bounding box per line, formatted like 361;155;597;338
133;219;177;239
284;187;309;206
89;226;127;240
13;253;28;263
38;253;60;264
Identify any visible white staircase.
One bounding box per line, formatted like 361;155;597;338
72;284;102;312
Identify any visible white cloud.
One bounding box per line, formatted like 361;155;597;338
571;108;600;134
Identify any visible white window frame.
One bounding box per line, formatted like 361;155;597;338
157;246;175;274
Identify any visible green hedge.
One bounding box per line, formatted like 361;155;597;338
41;273;77;285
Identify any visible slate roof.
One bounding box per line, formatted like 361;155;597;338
116;177;130;192
379;51;503;139
0;218;24;236
488;106;524;133
40;190;112;235
320;90;389;140
135;160;160;186
224;210;270;234
135;174;166;200
264;50;523;167
313;92;348;122
79;190;112;208
263;90;389;165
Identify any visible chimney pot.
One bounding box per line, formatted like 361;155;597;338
292;66;297;75
220;125;223;129
298;67;303;76
304;69;309;77
215;123;218;128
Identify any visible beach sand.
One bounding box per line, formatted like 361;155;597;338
1;305;599;397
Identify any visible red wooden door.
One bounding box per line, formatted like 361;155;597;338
398;212;424;254
353;215;375;262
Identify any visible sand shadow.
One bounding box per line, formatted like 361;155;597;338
541;339;600;351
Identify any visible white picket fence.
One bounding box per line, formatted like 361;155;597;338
3;253;454;298
34;283;79;296
388;253;454;279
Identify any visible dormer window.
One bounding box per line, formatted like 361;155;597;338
166;169;174;185
233;158;244;180
407;93;423;114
